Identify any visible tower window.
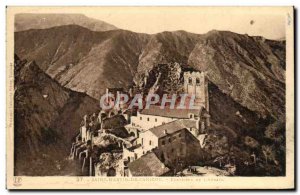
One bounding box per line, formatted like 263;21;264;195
196;78;200;85
188;78;193;84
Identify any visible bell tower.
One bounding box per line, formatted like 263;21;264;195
183;71;209;112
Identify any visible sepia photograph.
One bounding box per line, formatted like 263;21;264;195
6;6;294;189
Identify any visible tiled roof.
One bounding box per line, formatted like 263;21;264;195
140;105;200;119
128;152;170;176
149;119;198;138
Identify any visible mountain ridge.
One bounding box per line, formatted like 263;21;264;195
15;13;118;32
15;25;150;98
15;24;285;119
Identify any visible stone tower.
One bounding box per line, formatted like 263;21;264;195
183;71;209;112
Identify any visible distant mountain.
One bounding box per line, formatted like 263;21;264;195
188;30;285;120
15;25;285;119
15;25;149;99
15;13;118;32
14;55;99;175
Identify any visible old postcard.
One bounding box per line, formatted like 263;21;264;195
6;6;294;189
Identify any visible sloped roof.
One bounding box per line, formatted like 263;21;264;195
149;119;197;138
128;152;170;176
140;105;200;119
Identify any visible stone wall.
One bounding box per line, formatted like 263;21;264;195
156;129;202;172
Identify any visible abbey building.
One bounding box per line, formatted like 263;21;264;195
70;68;211;177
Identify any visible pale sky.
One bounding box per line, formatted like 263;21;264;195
12;7;288;40
84;7;287;40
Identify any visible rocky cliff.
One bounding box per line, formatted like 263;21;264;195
14;55;99;175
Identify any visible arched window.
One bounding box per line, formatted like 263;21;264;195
188;78;193;84
196;78;200;85
129;132;135;137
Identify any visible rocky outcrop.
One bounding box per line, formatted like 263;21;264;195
14;55;99;175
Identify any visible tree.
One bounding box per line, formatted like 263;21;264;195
261;145;275;165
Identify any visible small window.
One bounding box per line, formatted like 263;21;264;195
149;140;152;145
188;78;193;84
168;138;171;143
155;118;157;122
178;133;182;138
196;78;200;85
161;140;165;145
140;117;142;120
147;117;150;121
189;114;193;119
